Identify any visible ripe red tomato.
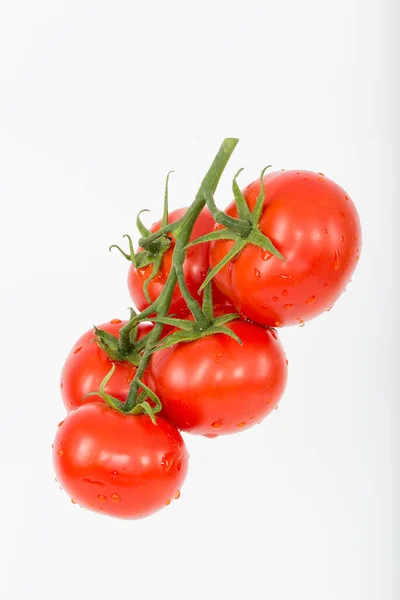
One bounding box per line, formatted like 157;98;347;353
128;207;225;316
147;316;288;436
53;403;189;519
209;171;362;327
61;320;152;411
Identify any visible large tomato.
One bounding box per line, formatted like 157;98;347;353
61;320;152;411
53;403;189;519
209;171;362;327
147;314;288;437
128;207;225;316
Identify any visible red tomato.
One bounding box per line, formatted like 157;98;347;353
209;171;362;327
128;207;225;316
61;320;152;411
147;316;288;436
53;403;189;519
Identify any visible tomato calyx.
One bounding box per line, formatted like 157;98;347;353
83;363;162;424
146;281;242;355
187;167;285;291
109;172;175;303
94;308;149;365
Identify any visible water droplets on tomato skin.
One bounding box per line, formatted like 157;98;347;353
306;295;316;304
173;490;181;500
161;452;175;472
215;351;224;363
97;495;106;502
270;329;278;340
111;493;120;503
334;250;341;270
177;460;182;472
261;249;272;261
297;319;305;328
57;449;63;456
283;303;294;310
282;289;289;297
58;420;64;428
110;318;122;324
275;321;282;327
165;499;171;506
73;346;82;354
71;498;77;505
340;235;345;242
272;296;279;302
254;268;262;279
211;420;223;429
237;422;246;428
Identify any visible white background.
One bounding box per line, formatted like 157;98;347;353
0;1;398;599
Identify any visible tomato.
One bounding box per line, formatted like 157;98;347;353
53;403;189;519
209;171;362;327
147;313;288;436
61;319;152;411
128;207;225;316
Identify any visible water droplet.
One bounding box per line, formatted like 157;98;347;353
318;177;324;182
286;359;289;365
97;495;106;502
111;493;120;503
280;274;290;279
296;171;300;175
334;250;341;270
345;195;349;201
211;420;223;429
73;346;82;354
161;452;175;472
249;416;255;420
60;382;63;389
112;471;118;477
83;477;105;486
261;249;272;261
237;422;246;428
340;235;345;242
275;406;279;410
283;303;294;309
177;460;182;472
71;498;77;504
354;234;358;241
58;420;64;428
298;320;305;327
355;255;360;261
215;351;223;363
126;374;133;383
323;228;328;234
306;295;316;305
275;321;282;327
318;172;325;177
340;211;346;219
165;499;171;506
281;289;288;297
52;443;54;449
270;329;278;340
254;268;261;279
57;449;63;456
303;177;308;181
173;490;181;500
272;296;279;302
204;433;218;439
327;305;334;312
110;318;122;324
99;506;104;511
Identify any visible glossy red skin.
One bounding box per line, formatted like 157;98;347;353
61;320;152;411
53;403;189;519
210;171;362;327
148;316;288;436
128;207;225;316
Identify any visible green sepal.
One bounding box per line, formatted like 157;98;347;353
126;380;162;425
251;166;271;225
136;209;152;238
199;238;247;292
82;364;126;412
185;228;239;249
232;168;252;221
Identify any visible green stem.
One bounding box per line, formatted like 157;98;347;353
123;137;238;412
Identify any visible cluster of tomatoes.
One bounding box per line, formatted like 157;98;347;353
53;165;361;520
